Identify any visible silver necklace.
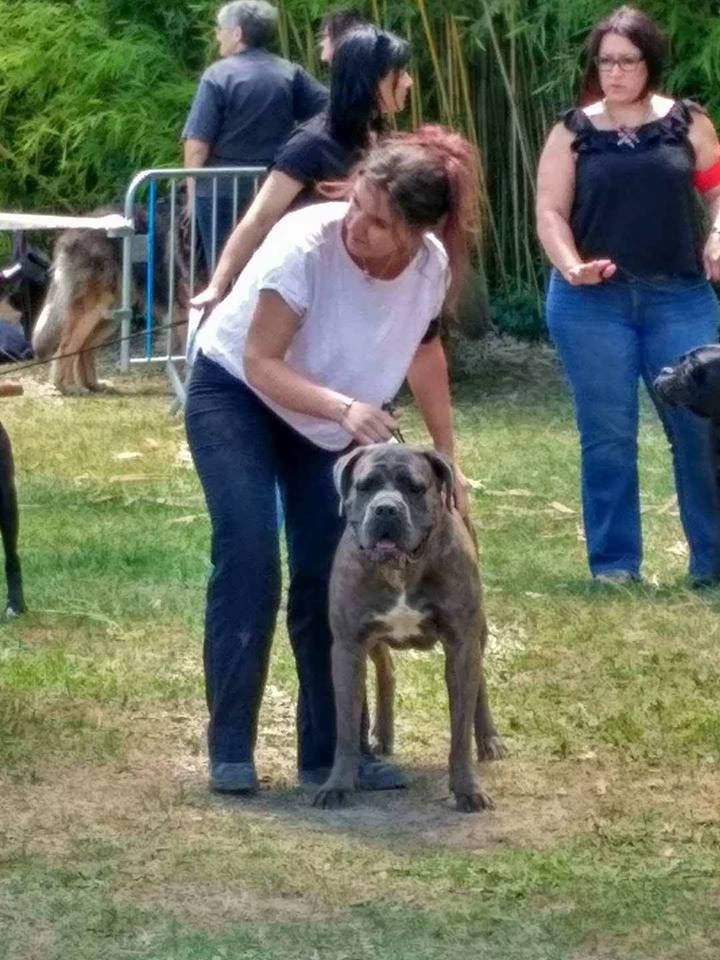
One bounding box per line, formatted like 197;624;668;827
603;98;655;149
357;252;403;282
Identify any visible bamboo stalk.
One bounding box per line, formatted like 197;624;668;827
481;2;536;192
414;0;451;119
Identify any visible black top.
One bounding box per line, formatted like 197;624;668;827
563;99;704;278
273;112;360;205
182;49;327;195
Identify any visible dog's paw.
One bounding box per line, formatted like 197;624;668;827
5;598;25;618
59;384;91;396
312;786;353;809
454;788;495;813
476;735;507;762
90;379;116;393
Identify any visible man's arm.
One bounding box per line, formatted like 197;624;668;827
183;138;210;211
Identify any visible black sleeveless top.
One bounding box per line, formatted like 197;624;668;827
563;99;704;278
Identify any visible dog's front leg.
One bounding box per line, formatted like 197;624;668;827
445;639;494;812
314;641;366;809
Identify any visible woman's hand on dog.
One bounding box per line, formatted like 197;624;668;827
341;400;400;446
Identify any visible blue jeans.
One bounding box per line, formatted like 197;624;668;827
185;353;346;772
546;271;720;579
195;181;254;273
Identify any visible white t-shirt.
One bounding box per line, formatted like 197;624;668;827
198;202;450;450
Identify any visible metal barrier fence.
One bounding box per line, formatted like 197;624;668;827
116;165;266;403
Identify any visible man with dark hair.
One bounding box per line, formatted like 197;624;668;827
182;1;327;266
318;7;370;64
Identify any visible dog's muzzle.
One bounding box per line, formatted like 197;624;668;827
355;494;428;565
653;366;686;406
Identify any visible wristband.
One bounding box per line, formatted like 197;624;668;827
340;398;355;422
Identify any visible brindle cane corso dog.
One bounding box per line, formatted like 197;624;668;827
314;444;505;813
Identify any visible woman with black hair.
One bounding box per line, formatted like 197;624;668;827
191;24;412;311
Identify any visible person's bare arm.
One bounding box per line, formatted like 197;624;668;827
406;337;468;514
536;122;616;284
689;111;720;281
192;172;305;308
244;290;398;444
406;337;455;459
183;138;210;213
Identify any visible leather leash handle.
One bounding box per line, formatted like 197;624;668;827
0;382;24;397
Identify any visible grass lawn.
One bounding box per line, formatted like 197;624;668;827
1;344;719;960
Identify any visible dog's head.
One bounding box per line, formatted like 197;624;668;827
654;344;720;421
334;444;454;565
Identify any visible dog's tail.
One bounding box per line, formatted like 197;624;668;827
31;248;73;360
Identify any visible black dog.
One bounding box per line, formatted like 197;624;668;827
654;344;720;422
0;234;51;341
654;343;720;501
0;420;24;616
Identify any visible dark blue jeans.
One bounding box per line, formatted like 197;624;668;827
185;353;346;772
195;181;254;273
547;271;720;579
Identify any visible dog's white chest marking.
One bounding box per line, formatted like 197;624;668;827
374;591;425;642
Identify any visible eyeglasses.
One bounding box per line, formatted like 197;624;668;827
594;55;645;73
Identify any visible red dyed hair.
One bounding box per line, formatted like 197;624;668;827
321;125;482;309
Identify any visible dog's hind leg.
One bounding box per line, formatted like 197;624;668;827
57;286;115;394
473;612;506;761
76;314;114;392
474;667;506;761
0;425;24;616
369;643;395;755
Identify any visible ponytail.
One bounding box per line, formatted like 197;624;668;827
359;125;481;309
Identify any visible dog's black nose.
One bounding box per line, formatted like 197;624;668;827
373;501;400;519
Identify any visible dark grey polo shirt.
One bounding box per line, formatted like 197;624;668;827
182;48;328;175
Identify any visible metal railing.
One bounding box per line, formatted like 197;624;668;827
117;165;266;403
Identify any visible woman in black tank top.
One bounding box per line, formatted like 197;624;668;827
536;6;720;586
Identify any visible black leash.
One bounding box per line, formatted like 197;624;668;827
0;316;190;378
382;400;406;443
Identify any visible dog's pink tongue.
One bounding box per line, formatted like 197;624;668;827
376;539;397;552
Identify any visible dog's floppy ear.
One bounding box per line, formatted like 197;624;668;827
333;447;369;514
422;450;455;511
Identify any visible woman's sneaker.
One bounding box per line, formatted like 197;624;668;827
209;761;259;794
592;570;642;586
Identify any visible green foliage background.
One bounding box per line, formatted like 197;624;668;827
1;0;719;307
